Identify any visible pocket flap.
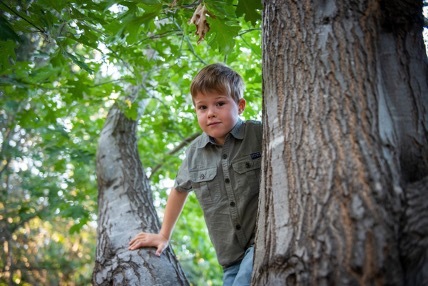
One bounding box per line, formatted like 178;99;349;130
232;157;261;174
190;167;217;182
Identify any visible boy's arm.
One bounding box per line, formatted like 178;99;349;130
159;188;189;240
128;188;188;255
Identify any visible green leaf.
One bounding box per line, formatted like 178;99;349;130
29;3;57;30
69;216;89;234
126;103;139;121
204;0;236;19
0;15;21;42
125;4;162;44
37;0;68;12
29;64;61;83
140;0;161;5
64;52;94;74
206;18;240;53
236;0;262;25
0;40;16;71
67;79;86;100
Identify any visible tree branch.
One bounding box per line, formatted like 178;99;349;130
148;132;200;179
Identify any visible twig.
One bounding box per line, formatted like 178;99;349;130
148;132;200;179
0;0;47;35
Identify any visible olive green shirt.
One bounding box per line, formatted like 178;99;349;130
174;119;262;267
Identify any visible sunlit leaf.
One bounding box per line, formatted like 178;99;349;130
64;52;94;74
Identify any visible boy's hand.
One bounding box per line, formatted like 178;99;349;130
128;232;169;256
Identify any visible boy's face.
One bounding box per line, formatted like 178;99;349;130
194;91;245;145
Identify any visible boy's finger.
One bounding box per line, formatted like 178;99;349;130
129;233;146;245
155;246;162;256
129;237;138;245
129;238;141;249
156;242;168;256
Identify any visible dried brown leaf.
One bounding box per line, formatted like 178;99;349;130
189;4;210;43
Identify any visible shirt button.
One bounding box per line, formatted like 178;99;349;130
225;178;230;184
222;154;227;159
245;162;251;168
229;201;235;207
200;174;205;179
235;224;241;230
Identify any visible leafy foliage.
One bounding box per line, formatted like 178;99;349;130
0;0;262;284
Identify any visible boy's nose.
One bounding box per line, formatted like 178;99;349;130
207;107;216;118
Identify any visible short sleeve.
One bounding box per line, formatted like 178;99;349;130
174;153;192;192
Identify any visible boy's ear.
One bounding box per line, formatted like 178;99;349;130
238;98;246;114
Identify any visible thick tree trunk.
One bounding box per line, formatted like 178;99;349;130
92;93;189;285
378;0;428;183
254;0;428;285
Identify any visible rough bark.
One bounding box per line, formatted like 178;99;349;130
254;0;428;285
378;0;428;183
92;89;189;285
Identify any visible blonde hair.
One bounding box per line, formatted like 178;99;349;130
190;63;244;103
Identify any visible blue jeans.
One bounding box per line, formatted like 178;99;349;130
222;246;254;286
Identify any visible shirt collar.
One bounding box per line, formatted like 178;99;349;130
197;119;244;148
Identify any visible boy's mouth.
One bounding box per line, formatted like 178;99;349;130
207;121;221;126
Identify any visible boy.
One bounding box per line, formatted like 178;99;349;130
129;63;262;285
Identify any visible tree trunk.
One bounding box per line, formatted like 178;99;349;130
92;89;189;285
254;0;428;285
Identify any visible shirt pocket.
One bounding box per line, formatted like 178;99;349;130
232;156;261;195
190;167;220;205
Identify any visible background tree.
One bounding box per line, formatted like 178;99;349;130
93;85;189;285
254;0;428;285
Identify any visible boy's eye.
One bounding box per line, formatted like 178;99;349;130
216;102;225;107
198;105;207;110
